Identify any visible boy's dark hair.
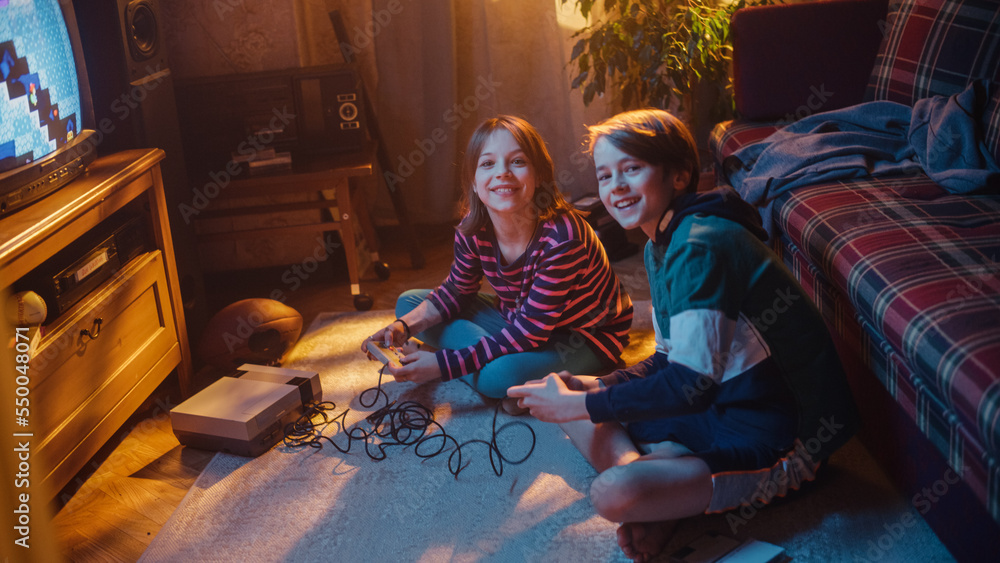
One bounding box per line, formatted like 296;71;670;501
457;115;576;235
585;109;700;194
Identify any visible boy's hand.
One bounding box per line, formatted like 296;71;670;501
560;374;603;392
507;372;590;423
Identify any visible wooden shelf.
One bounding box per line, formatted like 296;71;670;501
0;149;192;501
190;148;382;308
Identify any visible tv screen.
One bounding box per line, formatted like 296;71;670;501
0;0;96;216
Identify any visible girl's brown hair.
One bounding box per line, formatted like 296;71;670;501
585;109;700;194
457;115;576;235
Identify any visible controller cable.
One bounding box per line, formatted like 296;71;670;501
282;366;536;478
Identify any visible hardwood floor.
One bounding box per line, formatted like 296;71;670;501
48;223;648;562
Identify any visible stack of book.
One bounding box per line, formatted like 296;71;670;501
231;148;293;175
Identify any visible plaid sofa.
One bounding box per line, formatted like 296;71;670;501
715;0;1000;557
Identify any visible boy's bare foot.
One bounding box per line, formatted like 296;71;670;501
616;520;678;562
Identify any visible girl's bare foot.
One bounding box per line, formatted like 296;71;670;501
616;520;678;562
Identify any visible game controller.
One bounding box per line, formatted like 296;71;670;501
366;340;405;369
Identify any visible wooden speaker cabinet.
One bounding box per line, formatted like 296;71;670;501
0;149;192;501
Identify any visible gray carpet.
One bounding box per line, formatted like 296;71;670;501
141;307;955;562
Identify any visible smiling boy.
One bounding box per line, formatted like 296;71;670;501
508;109;858;562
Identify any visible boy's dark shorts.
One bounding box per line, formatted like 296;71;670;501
625;396;819;514
626;403;794;474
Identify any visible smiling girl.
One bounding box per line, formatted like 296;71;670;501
364;115;632;406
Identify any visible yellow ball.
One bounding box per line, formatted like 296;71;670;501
5;291;48;325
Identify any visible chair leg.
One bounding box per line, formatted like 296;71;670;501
324;182;373;311
349;177;387;276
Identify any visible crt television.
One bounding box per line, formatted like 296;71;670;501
0;0;97;217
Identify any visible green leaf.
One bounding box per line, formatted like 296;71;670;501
584;81;598;105
564;0;768;115
632;27;644;50
610;50;628;75
642;60;660;81
638;44;654;66
590;28;606;53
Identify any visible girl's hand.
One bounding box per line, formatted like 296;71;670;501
507;372;590;423
361;320;409;356
386;350;442;384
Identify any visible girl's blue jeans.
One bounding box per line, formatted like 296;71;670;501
395;289;607;398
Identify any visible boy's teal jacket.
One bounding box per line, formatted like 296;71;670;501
585;187;858;463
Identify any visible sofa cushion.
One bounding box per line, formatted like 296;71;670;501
774;176;1000;459
866;0;1000;102
865;0;1000;159
730;0;889;121
708;120;780;180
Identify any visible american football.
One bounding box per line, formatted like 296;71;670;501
198;298;303;370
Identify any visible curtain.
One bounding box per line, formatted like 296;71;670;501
366;0;613;224
297;0;613;224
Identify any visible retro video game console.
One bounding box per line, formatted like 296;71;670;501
366;340;405;369
170;364;322;457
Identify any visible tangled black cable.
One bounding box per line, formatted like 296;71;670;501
282;367;536;478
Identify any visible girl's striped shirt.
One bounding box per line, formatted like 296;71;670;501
427;211;633;380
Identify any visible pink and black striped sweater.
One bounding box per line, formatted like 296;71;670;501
427;212;633;380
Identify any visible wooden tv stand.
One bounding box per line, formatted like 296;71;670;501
0;149;191;501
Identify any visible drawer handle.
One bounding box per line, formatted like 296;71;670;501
81;318;103;340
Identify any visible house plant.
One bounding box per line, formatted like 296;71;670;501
563;0;774;137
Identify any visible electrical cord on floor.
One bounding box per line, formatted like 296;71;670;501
282;366;536;478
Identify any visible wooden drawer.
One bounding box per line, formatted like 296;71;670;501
31;250;180;491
